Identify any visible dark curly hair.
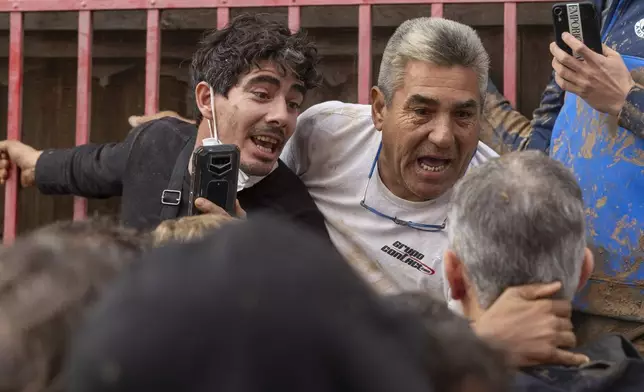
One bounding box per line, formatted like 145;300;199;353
190;13;322;124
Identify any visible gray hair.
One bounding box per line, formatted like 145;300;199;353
378;17;490;104
447;151;587;309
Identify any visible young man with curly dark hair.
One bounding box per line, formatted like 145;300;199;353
0;15;328;239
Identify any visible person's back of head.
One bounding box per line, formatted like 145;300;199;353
444;151;594;314
0;217;144;392
66;213;435;392
386;292;510;392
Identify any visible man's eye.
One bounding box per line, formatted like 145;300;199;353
252;91;269;99
455;111;473;119
288;102;301;110
413;108;429;116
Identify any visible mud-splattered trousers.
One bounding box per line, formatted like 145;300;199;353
482;0;644;351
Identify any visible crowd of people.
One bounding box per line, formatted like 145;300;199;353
0;0;642;390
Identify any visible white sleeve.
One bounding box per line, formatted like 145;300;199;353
281;101;337;177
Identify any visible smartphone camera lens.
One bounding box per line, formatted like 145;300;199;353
554;7;563;16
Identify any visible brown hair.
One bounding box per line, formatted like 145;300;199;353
152;214;235;247
0;217;145;392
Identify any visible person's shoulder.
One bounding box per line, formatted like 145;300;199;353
267;160;312;191
297;101;373;132
135;116;197;143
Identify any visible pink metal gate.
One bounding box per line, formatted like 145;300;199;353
0;0;556;243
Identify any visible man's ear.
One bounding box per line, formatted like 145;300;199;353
444;250;467;301
195;82;214;120
371;86;386;132
577;247;595;291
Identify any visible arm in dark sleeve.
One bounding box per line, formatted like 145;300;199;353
483;75;565;153
617;83;644;139
35;125;147;198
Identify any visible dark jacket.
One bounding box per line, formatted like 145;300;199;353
34;117;330;239
515;334;644;392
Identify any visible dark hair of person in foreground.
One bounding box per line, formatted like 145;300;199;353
66;213;439;392
0;217;146;392
386;292;511;392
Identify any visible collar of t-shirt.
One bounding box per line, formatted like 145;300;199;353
367;160;451;223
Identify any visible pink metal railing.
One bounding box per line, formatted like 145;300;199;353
1;0;556;242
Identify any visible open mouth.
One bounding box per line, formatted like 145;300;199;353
417;156;452;173
251;135;281;155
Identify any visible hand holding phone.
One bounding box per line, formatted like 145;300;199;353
552;2;602;57
549;3;634;117
188;144;240;216
194;196;246;219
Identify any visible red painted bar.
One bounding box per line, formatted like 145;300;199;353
73;11;93;220
0;0;561;12
431;2;444;18
145;9;161;115
358;4;372;105
288;6;301;32
4;12;23;243
503;1;518;107
217;7;230;29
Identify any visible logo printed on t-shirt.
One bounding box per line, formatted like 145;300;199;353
635;18;644;39
380;241;435;275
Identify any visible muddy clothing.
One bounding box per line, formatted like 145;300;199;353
34;117;329;239
483;0;644;152
515;334;644;392
481;0;644;339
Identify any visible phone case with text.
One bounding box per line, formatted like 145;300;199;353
552;2;603;56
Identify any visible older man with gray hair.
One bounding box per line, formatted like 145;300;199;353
444;150;644;389
444;150;594;338
281;17;588;367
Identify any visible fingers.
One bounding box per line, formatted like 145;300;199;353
129;111;195;128
561;32;597;61
547;348;590;367
552;57;586;88
513;281;562;300
0;154;10;185
194;197;228;215
557;316;574;332
234;200;247;219
549;299;573;318
555;330;577;349
550;41;584;72
602;43;619;57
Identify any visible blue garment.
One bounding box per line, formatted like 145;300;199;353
483;0;644;151
549;0;644;323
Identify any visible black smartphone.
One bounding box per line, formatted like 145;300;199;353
552;2;603;56
188;144;240;216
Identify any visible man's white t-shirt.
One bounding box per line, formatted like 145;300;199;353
281;101;498;298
